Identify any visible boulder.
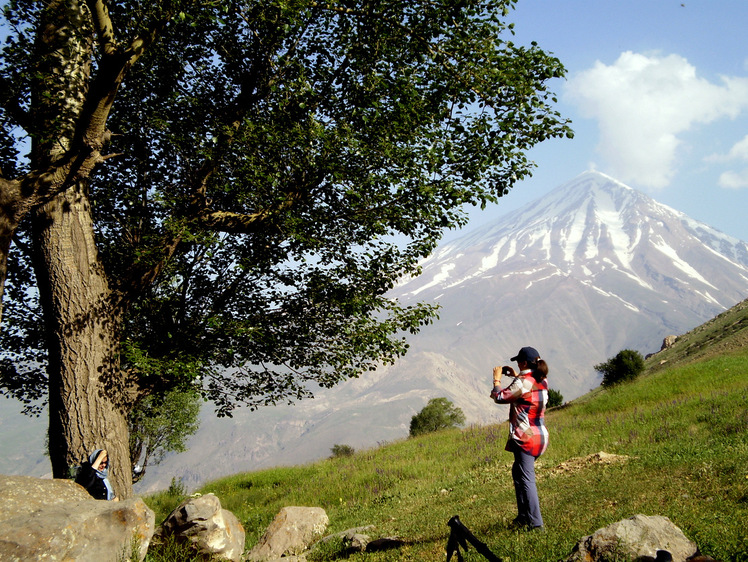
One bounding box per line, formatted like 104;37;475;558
0;474;155;562
160;493;245;562
247;506;329;561
661;335;678;350
319;525;377;543
566;514;698;562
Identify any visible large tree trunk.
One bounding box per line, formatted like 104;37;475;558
26;0;134;499
0;0;144;327
32;183;133;499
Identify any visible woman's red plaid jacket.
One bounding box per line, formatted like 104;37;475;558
495;370;549;457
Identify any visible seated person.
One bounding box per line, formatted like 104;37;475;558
75;448;118;501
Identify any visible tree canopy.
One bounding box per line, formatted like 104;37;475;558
409;397;466;437
595;349;645;387
0;0;571;496
547;388;564;408
128;387;201;483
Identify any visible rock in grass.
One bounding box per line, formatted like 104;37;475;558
566;514;698;562
160;493;245;562
0;474;154;562
247;506;328;561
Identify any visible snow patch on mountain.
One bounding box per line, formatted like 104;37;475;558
410;262;456;296
582;280;641;312
651;238;717;289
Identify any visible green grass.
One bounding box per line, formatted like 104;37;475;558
144;348;748;561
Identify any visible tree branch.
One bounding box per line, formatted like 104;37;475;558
195;208;276;234
85;0;118;55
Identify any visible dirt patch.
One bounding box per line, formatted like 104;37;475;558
547;451;633;477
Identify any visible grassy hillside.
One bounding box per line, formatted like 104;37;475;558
144;300;748;561
648;297;748;371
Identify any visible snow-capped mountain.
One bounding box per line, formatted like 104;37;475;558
389;171;748;401
402;170;747;311
5;171;748;492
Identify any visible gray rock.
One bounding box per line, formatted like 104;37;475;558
661;335;678;350
247;506;328;561
567;514;698;562
319;525;376;543
160;493;245;561
348;533;369;552
0;474;155;562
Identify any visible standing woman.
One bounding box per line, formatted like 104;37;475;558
490;346;549;530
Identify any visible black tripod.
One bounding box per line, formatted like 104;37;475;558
446;515;502;562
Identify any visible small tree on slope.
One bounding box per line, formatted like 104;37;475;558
596;350;645;387
410;397;466;437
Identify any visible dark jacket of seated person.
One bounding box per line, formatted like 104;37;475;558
75;449;117;501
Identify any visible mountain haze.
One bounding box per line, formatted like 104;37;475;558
3;171;747;492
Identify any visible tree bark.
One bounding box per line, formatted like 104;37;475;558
22;0;135;498
31;183;133;499
0;0;158;324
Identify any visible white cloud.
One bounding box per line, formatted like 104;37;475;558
726;136;748;160
566;51;748;189
718;169;748;189
705;135;748;189
708;134;748;162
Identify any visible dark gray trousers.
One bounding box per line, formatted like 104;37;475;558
509;440;544;528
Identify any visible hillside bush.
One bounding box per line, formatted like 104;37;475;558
595;349;645;387
409;397;465;437
330;444;355;458
547;388;564;408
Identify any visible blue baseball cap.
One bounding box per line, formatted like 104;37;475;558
511;347;540;363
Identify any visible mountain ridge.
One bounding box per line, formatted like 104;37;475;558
398;171;748;307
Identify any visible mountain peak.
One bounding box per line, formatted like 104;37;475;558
385;170;748;411
399;171;748;306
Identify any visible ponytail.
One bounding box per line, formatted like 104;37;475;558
532;359;548;382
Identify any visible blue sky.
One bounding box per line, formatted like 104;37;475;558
456;0;748;243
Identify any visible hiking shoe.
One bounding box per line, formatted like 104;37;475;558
508;517;529;530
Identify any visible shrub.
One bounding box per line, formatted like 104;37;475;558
595;349;645;387
547;388;564;408
330;444;355;458
166;476;187;498
409;397;465;437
